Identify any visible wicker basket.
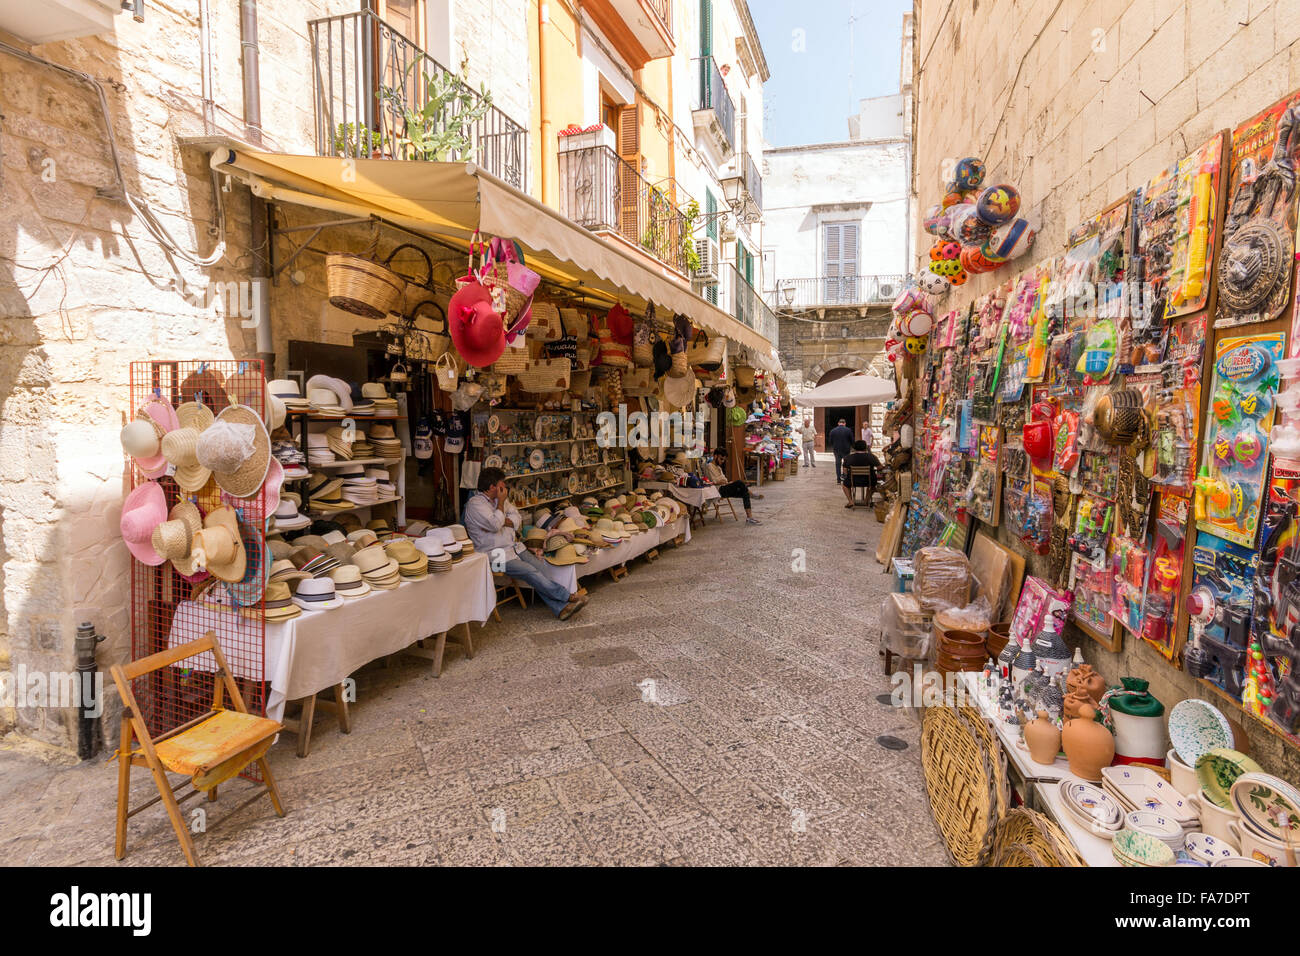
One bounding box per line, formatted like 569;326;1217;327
493;344;530;375
569;368;592;394
734;364;756;388
327;252;406;319
668;351;689;378
561;308;589;341
518;357;571;393
921;705;1008;867
989;808;1086;867
686;331;726;371
623;368;656;396
633;343;655;367
528;302;563;341
597;329;633;369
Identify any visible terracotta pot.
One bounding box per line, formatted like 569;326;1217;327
1062;703;1115;782
986;622;1011;659
1066;663;1106;704
1063;689;1094;720
1024;709;1062;765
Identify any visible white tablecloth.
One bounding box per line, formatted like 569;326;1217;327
532;517;693;592
641;481;722;510
166;553;494;721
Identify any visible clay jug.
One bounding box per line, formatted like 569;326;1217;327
1024;709;1062;764
1062;703;1115;782
1066;663;1106;704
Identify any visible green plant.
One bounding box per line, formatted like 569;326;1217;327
386;61;494;162
333;122;384;156
682;200;701;274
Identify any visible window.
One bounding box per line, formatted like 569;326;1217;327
705;190;718;241
822;222;860;305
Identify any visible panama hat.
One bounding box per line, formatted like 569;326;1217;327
544;542;588;567
191;505;247;583
269;538;295;562
347;529;380;549
269;379;310;409
292;576;343;612
306;375;354;413
594;517;629;543
247;580;301;622
121;481;169;565
150;500;206;578
330;564;372;599
272;497;311;531
268;558;311;586
161;426;213;492
524;527;548;548
196;404;271;498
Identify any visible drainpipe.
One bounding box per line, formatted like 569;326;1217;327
75;621;105;761
239;0;274;374
538;1;551;204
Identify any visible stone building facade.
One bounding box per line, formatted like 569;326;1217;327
911;0;1300;775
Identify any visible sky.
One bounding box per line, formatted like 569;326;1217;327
748;0;912;147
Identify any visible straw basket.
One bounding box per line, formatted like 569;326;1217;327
493;344;530;375
327;251;407;319
528;302;563;341
921;705;1008;867
669;351;689;378
560;308;589;341
518;358;571;393
989;808;1085;867
686;331;726;371
623;368;656;397
734;364;756;388
597;328;633;369
569;368;592;394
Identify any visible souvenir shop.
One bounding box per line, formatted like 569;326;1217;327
877;90;1300;867
117;145;781;758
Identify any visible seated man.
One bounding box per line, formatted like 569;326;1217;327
840;440;880;509
464;468;588;620
704;448;761;525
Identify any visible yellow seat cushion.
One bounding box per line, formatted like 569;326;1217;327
153;709;281;780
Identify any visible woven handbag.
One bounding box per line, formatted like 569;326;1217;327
543;308;578;360
527;301;563;341
633;303;657;367
734;364;756;388
686;329;726;371
596;322;633;369
560;308;589;341
493;340;530;375
434;353;459;393
623;368;656;396
518;357;571;393
327;242;431;319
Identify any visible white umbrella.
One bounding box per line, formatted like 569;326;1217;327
793;372;897;408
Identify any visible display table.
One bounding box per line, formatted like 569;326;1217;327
957;672;1117;867
640;481;721;526
166;553;495;724
532;517;693;593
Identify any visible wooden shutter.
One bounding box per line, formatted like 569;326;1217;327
738;93;748;165
706;190;718;241
700;0;713;57
617;104;641;239
824;222;859;303
841;223;859;302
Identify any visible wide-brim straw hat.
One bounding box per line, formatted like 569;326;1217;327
269;558;311;585
151;500;205;577
292;577;343;611
121;481;169;566
191;505;247;583
197;404;272;499
544;543;588;567
161;426;213;492
250;580;301;621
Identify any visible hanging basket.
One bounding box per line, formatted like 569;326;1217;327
623;368;656;396
597;327;633;369
560;308;589;341
527;302;563;341
569;368;592;394
518;357;571;393
687;330;726;371
327;254;404;319
734;364;756;388
433;353;459;393
668;352;689;379
409;300;449;361
494;343;530;375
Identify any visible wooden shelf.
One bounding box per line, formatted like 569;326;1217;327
308;494;403;516
309;457;404;469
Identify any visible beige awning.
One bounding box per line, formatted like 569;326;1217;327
199;142;781;373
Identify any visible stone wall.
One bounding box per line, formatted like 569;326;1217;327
911;0;1300;777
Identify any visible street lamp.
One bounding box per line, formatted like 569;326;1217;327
780;282;796;308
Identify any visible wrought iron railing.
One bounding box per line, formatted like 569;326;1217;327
557;144;691;275
309;9;528;189
742;151;763;214
693;56;735;153
645;0;672;38
769;274;910;310
722;264;779;347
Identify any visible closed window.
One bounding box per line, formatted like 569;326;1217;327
822;222;859;305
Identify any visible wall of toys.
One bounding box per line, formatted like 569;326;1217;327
889;87;1300;748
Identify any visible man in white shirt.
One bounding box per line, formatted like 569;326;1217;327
861;419;874;449
801;419;817;468
463;468;587;620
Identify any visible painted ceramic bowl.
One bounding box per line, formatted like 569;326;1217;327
1165;747;1198;798
1228;820;1297;867
1212;855;1270;867
1184;831;1237;863
1168;699;1232;768
1061;780;1123;828
1229;771;1300;843
1113;829;1176;867
1195;748;1263;810
1125;810;1184;849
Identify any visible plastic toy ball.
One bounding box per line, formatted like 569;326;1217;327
958;216;993;245
984;217;1036;261
941;190;965;209
976;184;1021;225
953;157;986;191
929;241;947;262
919;271;950;296
940;241;961;260
950;269;969;287
904;335;928;356
923;205;950;236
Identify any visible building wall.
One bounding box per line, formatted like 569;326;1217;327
911;0;1300;779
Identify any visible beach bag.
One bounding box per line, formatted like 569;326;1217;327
687;329;725;371
527;301;563;341
519;357;571;393
543;308;578;361
434;353;458;392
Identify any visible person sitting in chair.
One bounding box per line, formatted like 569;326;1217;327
840;440;880;509
705;448;761;525
464;468;588;620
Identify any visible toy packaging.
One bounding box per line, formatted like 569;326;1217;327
1187;533;1258;697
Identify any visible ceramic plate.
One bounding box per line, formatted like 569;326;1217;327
1101;766;1198;826
1229;771;1300;841
571;444;580;465
1195;748;1264;810
484;455;502;470
567;473;580;493
1168;699;1233;768
529;449;545;471
1060;780;1122;828
1113;829;1176;867
1125;810;1184;847
487;415;500;435
534;418;544;440
1184;831;1238;863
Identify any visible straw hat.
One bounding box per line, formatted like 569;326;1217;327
269;379;310;409
150;500;205;577
347;529;380;549
662;372;698;410
594;517;629;542
176;401;216;432
292;576;343;612
191;505;247;583
544;542;589;567
306;375;354;412
269;538;295;561
272;497;311;531
196;404;272;499
249;580;301;622
228;524;269;608
268;558;311;586
161;426;212;492
121;481;169;565
330;564;372;599
523;527;548;548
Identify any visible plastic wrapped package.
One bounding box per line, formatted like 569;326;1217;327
882;592;933;659
913;546;972;612
933;595;993;638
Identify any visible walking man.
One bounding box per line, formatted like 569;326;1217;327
464;468;588;620
801;417;817;468
829;418;855;484
705;448;761;525
861;418;875;450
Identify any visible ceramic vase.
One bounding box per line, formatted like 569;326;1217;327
1024;709;1062;764
1062;703;1115;782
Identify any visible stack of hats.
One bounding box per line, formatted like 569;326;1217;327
523;527;548;550
414;537;454;573
353;543;400;590
368;518;396;540
306;375;353;413
252;580;302;621
385;539;428;581
595;518;628;545
350;430;376;459
329;565;371;600
307;388;347;417
369;424;402;459
367;467;396;496
269;558;311;588
307;432;336;465
347;528;380;548
292;577;343;612
362;383;399;417
406;520;433;537
307;474;351;513
336;465;380;505
450;525;474;555
272;437;309;479
325;426;354;461
269;379;311;413
543;532;588;567
429;527;463;562
271;496;311;532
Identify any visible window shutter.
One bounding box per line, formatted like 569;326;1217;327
841;223;859;302
824;224;841;302
700;0;713;57
706;191;718;241
617;104;641;238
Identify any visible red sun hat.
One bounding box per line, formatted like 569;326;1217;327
449;280;507;368
606;303;634;345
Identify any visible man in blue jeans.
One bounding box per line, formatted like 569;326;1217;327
463;468;588;621
828;418;855;484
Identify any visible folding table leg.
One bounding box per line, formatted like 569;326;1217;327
332;683;351;735
459;622;475;659
296;694;316;758
432;631;448;677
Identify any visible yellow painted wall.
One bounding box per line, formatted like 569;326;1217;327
530;0;584;208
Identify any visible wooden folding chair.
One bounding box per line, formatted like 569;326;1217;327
110;631;286;867
846;467;875;506
492;573;530;622
707;496;739;523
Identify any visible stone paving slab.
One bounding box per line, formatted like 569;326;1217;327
0;458;947;866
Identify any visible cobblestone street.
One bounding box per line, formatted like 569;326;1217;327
0;459;946;867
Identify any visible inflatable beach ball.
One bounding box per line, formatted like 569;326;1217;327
976;184;1021;225
984;217;1037;261
953;157;986;191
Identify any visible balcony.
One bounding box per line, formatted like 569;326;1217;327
770;275;910;312
692;57;736;159
557;144;691;276
603;0;674;61
309;9;528;190
722;150;763;220
720;264;779;348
